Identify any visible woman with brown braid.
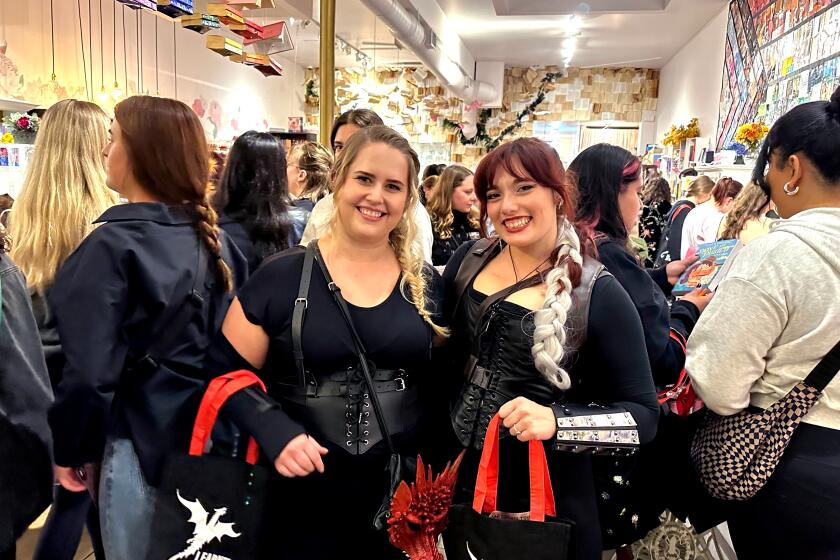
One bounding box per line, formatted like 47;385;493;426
47;96;248;560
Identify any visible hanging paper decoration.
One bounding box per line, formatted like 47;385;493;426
117;0;156;9
206;4;246;27
229;18;264;41
252;57;283;77
245;21;294;54
226;0;275;8
230;53;283;76
231;53;264;66
157;0;193;18
205;35;243;57
181;14;222;34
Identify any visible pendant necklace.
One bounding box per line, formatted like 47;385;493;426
508;245;551;282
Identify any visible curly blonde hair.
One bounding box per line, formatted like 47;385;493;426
426;164;479;239
329;125;447;336
718;181;771;241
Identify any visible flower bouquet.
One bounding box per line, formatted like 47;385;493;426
3;112;40;144
726;141;748;164
662;117;700;147
734;121;769;154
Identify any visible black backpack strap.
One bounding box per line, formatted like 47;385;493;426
452;238;499;317
291;241;316;388
134;235;208;372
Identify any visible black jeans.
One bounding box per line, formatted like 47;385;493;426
34;485;104;560
727;423;840;560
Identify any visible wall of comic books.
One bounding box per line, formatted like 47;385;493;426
716;0;839;149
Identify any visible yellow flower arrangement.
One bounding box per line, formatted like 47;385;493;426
734;121;769;153
662;117;700;147
0;132;13;144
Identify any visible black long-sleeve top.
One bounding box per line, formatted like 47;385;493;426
595;237;700;386
47;203;248;485
431;211;481;267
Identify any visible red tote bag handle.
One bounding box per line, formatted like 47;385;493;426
472;413;557;522
189;370;267;465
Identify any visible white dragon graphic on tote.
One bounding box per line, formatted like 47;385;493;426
167;490;242;560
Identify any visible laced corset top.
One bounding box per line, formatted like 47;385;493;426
452;284;561;449
450;256;604;449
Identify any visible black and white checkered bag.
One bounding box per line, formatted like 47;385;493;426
691;339;840;501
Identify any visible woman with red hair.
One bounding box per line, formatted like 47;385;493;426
443;138;659;559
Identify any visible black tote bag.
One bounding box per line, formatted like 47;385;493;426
443;414;572;560
146;370;271;560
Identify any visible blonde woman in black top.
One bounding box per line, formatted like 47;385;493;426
217;126;446;559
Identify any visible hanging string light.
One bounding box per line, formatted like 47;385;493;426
173;21;178;100
139;10;145;94
135;10;141;94
88;0;94;101
97;0;109;103
77;0;89;99
122;5;128;97
49;0;56;81
111;0;122;100
154;16;159;96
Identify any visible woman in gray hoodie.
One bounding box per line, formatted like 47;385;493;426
687;86;840;559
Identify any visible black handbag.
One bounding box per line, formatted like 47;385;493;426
443;414;572;560
308;241;415;530
145;371;271;560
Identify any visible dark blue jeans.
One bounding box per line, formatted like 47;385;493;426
34;485;104;560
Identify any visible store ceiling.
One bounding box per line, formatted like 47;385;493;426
265;0;726;71
431;0;728;68
255;0;413;69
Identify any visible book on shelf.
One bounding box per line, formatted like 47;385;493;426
672;239;743;296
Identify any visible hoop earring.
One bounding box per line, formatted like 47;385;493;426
783;182;800;196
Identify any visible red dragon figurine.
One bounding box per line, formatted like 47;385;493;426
388;452;466;560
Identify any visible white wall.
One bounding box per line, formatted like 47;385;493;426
655;5;728;144
0;0;306;141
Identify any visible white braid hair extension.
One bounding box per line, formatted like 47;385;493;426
530;218;583;390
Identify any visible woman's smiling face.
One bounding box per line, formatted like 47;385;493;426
485;160;559;250
333;142;409;244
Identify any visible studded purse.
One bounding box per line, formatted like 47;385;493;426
549;402;640;455
691;338;840;501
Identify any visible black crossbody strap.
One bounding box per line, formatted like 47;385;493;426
311;242;396;455
803;338;840;391
136;235;208;370
291;243;316;387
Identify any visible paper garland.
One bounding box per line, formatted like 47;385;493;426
442;70;564;152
